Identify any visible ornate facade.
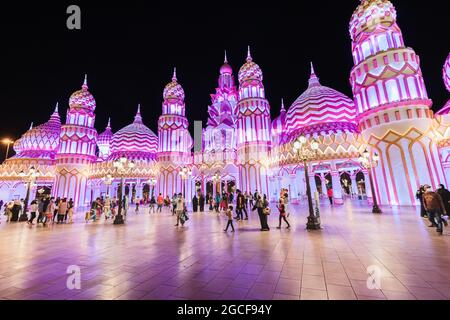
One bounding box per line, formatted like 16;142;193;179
0;0;449;209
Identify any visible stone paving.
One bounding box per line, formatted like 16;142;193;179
0;200;449;300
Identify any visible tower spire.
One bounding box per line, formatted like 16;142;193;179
107;117;111;129
54;102;59;113
29;122;33;130
246;46;252;62
281;98;286;112
134;104;143;123
308;62;320;87
82;74;88;90
172;67;177;82
224;50;228;64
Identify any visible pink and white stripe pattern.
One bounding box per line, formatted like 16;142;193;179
110;105;158;161
286;64;357;139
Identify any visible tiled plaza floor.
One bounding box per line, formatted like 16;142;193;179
0;200;449;300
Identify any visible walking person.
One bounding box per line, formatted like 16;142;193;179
276;198;291;229
174;193;185;227
248;193;254;209
149;195;156;213
57;198;67;224
436;184;450;216
66;198;74;222
253;195;269;231
224;205;235;232
52;197;60;222
44;198;55;227
172;194;177;215
156;193;163;213
262;194;270;231
214;193;220;213
192;194;198;213
5;200;14;222
135;197;140;213
235;190;247;220
67;201;74;223
37;197;45;224
27;200;38;225
416;185;427;218
199;193;205;212
327;188;334;205
423;185;448;235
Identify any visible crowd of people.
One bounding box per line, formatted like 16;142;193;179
416;184;450;235
1;196;75;226
3;184;449;235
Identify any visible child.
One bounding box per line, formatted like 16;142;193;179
276;198;291;229
224;205;235;232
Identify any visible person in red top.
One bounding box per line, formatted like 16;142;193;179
156;193;164;213
327;188;333;205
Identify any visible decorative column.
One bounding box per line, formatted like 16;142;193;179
321;174;327;197
331;171;343;205
289;174;298;202
350;173;358;198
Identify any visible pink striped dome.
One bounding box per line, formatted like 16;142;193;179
285;64;357;139
69;75;96;111
13;104;61;158
109;106;158;161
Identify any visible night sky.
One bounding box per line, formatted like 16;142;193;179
0;0;448;161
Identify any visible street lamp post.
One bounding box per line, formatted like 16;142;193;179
18;166;40;222
179;166;192;198
2;139;14;161
293;135;321;230
358;149;382;214
147;177;157;198
102;174;113;197
112;156;135;225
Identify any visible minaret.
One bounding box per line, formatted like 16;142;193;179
54;75;98;207
236;47;272;197
157;69;193;198
349;0;445;205
97;117;113;161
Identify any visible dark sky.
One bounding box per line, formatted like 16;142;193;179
0;0;448;161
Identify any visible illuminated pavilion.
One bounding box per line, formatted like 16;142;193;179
0;0;449;209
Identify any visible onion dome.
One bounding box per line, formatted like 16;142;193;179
349;0;397;41
220;51;233;75
285;63;357;139
69;74;96;110
444;53;450;93
97;118;113;159
271;99;287;138
238;46;263;83
109;105;158;161
13;103;61;158
163;68;185;101
436;53;450;115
